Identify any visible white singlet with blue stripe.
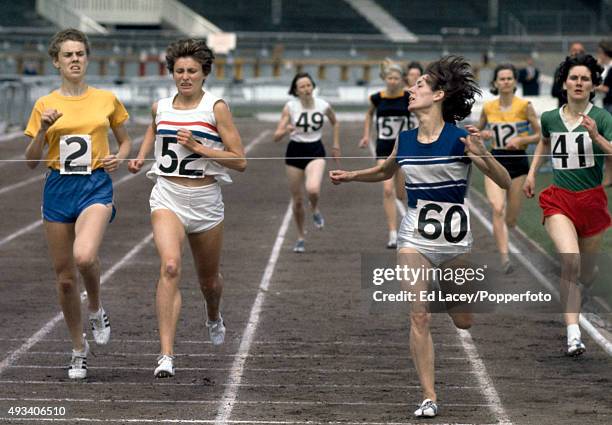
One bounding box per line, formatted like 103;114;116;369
148;91;232;184
395;123;473;263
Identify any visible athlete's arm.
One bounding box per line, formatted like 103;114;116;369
506;102;541;150
176;100;247;172
359;102;375;148
580;113;612;155
273;105;293;142
325;106;341;163
25;108;63;169
104;122;132;173
463;125;511;190
523;135;550;198
476;109;492;141
128;103;157;173
330;141;399;184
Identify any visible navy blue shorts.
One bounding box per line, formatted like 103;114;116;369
43;169;116;223
375;138;395;159
491;149;530;180
285;140;326;170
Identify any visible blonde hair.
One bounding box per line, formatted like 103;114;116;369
379;58;405;80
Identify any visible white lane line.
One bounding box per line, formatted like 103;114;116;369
0;173;45;196
23;351;467;361
0;338;463;347
0;380;479;390
0;130;24;142
0;419;497;425
0;380;481;391
244;129;271;154
0;233;153;376
456;329;512;425
0;220;42;248
214;204;292;423
467;193;612;356
0;397;496;407
8;365;480;374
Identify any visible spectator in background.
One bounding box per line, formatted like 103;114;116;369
595;40;612;113
595;40;612;187
517;57;540;96
552;42;585;107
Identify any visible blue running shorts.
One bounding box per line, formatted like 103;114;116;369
42;169;116;223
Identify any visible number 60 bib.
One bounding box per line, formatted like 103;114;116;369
414;200;470;245
59;134;92;175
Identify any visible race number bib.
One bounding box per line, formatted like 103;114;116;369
414;200;470;244
490;122;518;149
155;135;221;177
551;132;594;170
294;111;324;133
377;116;408;140
59;134;92;175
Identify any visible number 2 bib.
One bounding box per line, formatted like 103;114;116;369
414;200;470;245
59;134;92;175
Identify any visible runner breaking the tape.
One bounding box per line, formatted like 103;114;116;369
330;56;511;418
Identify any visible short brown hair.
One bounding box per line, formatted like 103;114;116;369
48;28;90;60
165;39;215;75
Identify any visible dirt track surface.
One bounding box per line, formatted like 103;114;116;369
0;119;610;424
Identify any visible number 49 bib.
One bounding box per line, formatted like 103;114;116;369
59;134;92;175
414;200;470;245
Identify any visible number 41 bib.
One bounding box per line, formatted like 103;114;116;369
551;132;594;170
59;134;92;175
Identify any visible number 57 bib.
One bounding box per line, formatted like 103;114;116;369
414;200;471;246
59;134;92;175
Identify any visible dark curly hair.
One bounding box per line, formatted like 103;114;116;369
165;39;215;75
556;54;603;101
424;56;481;123
490;64;517;95
288;72;316;97
48;28;90;60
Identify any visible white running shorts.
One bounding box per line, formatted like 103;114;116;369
149;177;224;234
397;206;472;267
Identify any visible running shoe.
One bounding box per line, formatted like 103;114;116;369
387;236;397;249
567;338;586;357
89;307;110;345
154;354;175;378
293;239;305;253
414;399;438;418
68;336;89;380
206;314;226;346
502;260;514;275
313;212;325;229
